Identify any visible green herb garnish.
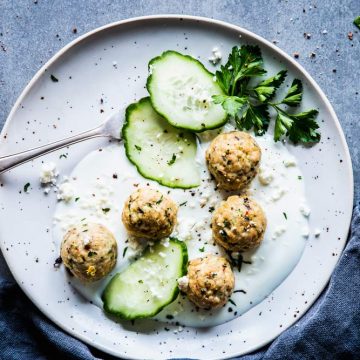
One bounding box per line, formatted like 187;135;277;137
354;16;360;29
88;251;97;257
179;201;187;206
50;74;59;82
223;220;231;229
283;212;287;220
156;195;163;205
134;144;142;151
167;153;177;166
102;208;111;213
199;246;205;252
213;45;320;143
75;197;80;202
59;154;67;159
123;246;128;258
24;183;30;193
228;299;237;306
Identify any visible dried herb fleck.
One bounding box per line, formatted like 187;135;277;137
24;183;31;193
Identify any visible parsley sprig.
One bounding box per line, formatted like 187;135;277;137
213;45;320;143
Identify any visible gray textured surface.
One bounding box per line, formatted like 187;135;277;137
1;1;359;201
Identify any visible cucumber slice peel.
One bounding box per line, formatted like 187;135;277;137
147;50;228;132
122;97;200;189
102;238;188;320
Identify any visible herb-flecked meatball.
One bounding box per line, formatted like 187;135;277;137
206;131;261;191
122;188;178;239
60;223;117;282
178;254;235;309
212;195;267;252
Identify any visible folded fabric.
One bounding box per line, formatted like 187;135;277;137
1;206;359;360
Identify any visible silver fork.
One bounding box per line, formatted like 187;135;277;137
0;110;124;174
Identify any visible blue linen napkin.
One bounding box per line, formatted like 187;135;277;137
1;206;359;360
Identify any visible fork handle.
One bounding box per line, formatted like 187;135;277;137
0;125;105;174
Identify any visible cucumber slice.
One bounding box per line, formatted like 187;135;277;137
122;97;200;189
147;50;228;132
102;238;188;320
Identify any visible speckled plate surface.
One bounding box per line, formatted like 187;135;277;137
0;15;353;359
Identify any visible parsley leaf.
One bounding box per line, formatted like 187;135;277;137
213;45;320;144
288;109;320;143
212;95;248;116
253;70;287;102
237;103;270;135
281;79;303;106
215;45;266;96
354;16;360;29
50;74;59;82
274;108;320;143
24;183;31;193
134;144;142;151
274;111;293;141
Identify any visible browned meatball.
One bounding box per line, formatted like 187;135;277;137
206;131;261;191
122;188;178;239
178;254;235;309
212;195;267;252
60;223;117;282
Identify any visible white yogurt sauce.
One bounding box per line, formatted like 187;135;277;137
53;124;310;328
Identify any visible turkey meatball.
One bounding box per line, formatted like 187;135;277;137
206;131;261;191
212;195;267;252
60;223;117;282
178;254;235;309
122;188;178;239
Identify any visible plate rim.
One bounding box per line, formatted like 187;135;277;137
0;14;354;359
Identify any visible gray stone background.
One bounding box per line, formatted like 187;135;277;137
0;0;359;288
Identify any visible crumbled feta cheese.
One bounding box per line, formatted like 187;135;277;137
83;234;91;246
40;162;58;184
272;225;287;240
199;197;208;207
258;166;274;185
57;182;74;202
299;203;311;217
208;46;222;65
188;201;196;209
283;157;297;167
177;276;189;291
160;238;170;247
271;186;287;201
302;228;310;238
314;228;321;237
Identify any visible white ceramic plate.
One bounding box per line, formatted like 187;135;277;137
0;15;353;359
